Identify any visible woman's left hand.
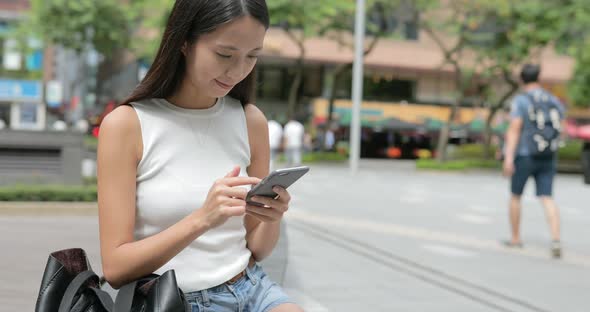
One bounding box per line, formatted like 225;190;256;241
246;186;290;223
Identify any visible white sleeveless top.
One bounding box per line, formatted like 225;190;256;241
130;96;252;292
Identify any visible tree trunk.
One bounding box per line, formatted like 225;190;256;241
320;64;350;152
287;60;303;120
327;63;353;124
483;70;519;159
422;21;467;163
436;102;460;162
483;105;500;159
435;60;464;163
284;30;306;120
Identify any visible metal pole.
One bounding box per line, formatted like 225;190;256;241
350;0;366;175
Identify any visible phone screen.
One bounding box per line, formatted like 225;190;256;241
246;166;309;205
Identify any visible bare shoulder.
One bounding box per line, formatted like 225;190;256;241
98;105;142;161
100;105;140;134
243;104;269;171
243;103;268;129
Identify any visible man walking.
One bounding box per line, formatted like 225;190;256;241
503;64;565;258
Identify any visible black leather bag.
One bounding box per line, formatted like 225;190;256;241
35;248;114;312
114;271;190;312
36;248;190;312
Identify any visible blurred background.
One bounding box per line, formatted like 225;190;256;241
1;0;589;311
0;0;589;185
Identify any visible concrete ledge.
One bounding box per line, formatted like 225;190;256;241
0;130;85;185
0;201;98;216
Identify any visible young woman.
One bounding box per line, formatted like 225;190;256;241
97;1;303;311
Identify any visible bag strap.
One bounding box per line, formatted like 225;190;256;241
113;280;137;312
524;92;541;114
58;270;113;312
91;288;116;311
525;91;558;114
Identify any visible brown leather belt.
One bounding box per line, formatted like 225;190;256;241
226;257;256;285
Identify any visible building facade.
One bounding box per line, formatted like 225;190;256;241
0;0;47;131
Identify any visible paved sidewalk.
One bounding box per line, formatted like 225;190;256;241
0;201;98;215
2;160;589;311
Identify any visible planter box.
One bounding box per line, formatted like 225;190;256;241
0;130;84;185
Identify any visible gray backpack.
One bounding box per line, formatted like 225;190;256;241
524;92;561;158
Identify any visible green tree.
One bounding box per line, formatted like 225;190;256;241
23;0;133;56
127;0;175;61
569;46;590;108
268;0;355;119
11;0;137;120
563;0;590;108
415;0;482;162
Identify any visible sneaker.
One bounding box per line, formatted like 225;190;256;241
551;241;562;259
502;240;523;248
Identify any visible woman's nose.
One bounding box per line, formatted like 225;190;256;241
225;59;248;81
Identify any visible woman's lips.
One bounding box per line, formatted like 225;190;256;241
215;79;234;89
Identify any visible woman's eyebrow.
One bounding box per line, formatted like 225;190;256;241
217;44;262;51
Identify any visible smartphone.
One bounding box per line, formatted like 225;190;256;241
246;166;310;206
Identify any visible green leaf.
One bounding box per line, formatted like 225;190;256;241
14;0;133;57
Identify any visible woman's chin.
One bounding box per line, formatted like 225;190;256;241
213;90;231;98
213;89;231;97
210;82;233;97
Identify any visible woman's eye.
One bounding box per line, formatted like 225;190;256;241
247;55;259;59
216;53;232;59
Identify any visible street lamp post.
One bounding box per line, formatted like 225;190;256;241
350;0;366;175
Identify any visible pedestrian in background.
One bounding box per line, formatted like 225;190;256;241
324;126;335;151
283;117;304;166
267;114;283;170
503;64;565;258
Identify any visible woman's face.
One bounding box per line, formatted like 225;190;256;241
184;15;266;99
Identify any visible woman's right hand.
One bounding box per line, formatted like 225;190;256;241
197;166;261;229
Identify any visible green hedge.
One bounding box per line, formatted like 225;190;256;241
558;140;583;161
278;152;347;163
416;159;500;171
453;144;497;159
453;141;583;161
84;135;98;151
0;185;97;202
420;140;584;172
303;152;347;162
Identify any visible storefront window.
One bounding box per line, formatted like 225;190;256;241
364;77;415;101
335;71;416;102
19;103;38;128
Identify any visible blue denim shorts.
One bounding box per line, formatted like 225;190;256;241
511;156;556;196
185;264;294;312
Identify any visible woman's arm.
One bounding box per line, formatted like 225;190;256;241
98;106;211;288
243;104;283;262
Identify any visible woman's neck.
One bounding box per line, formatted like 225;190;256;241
166;79;217;110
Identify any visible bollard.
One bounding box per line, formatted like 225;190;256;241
582;142;590;185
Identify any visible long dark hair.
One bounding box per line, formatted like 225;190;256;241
122;0;269;107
